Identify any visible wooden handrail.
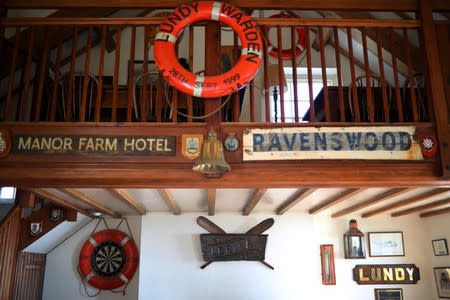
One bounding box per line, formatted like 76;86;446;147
1;17;421;28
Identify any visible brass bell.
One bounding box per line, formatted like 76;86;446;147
192;130;231;176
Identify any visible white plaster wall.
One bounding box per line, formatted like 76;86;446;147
42;216;141;300
424;214;450;300
139;212;436;300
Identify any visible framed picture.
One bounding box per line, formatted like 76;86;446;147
374;288;403;300
433;239;449;256
434;267;450;298
320;244;336;285
368;232;404;257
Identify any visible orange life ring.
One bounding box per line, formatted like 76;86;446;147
267;13;306;60
79;229;139;290
153;1;263;98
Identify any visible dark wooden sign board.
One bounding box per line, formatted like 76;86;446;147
353;264;420;284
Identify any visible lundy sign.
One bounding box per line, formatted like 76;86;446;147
243;126;422;160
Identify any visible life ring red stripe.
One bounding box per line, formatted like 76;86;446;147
79;229;139;291
267;13;306;60
154;1;263;98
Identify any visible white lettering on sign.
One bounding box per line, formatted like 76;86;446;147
243;126;423;160
13;135;175;156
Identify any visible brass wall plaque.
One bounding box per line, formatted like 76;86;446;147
353;264;420;284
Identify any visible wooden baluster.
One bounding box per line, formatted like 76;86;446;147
249;78;255;122
305;26;315;122
95;25;106;122
112;25;122;122
34;29;50;121
127;25;136;122
390;28;403;122
142;25;150;122
290;25;299;122
66;26;78;121
361;27;374;122
187;25;194;122
276;25;285;122
80;26;93;122
319;26;330;122
50;36;63;121
18;27;35;121
262;25;270;122
375;28;390;122
333;27;345;122
404;28;418;122
232;33;240;122
5;27;20;121
347;27;360;122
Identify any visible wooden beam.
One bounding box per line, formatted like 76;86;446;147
419;0;450;177
362;188;450;218
420;206;450;218
243;188;267;216
28;188;95;217
332;188;413;217
110;189;146;215
207;189;216;216
16;189;36;208
157;189;181;215
392;197;450;216
59;188;121;218
309;188;364;214
4;0;450;11
276;188;317;215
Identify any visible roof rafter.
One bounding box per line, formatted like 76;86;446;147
243;188;267;216
207;189;216;216
157;189;181;215
28;188;95;217
392;197;450;217
362;188;450;218
332;187;413;217
59;188;121;218
309;188;364;214
110;188;147;215
276;188;317;215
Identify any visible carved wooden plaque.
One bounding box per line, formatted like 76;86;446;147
200;234;267;262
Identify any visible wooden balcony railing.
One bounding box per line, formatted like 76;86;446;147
0;16;441;125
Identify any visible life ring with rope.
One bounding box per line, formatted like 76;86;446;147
267;13;306;60
153;1;263;98
78;229;139;291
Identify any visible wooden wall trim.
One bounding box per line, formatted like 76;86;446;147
0;123;447;188
419;0;450;177
3;0;450;10
0;205;22;300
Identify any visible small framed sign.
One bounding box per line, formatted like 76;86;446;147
368;232;404;257
374;288;403;300
320;244;336;285
432;239;449;256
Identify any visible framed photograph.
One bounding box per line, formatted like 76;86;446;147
374;288;403;300
433;239;449;256
434;267;450;298
368;232;404;257
320;244;336;285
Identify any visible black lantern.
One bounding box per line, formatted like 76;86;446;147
343;219;366;259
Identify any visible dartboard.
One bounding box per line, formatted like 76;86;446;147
91;241;125;277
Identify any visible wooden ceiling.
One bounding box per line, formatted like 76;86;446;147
27;187;450;219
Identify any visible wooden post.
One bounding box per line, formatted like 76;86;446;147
419;0;450;177
204;22;222;129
